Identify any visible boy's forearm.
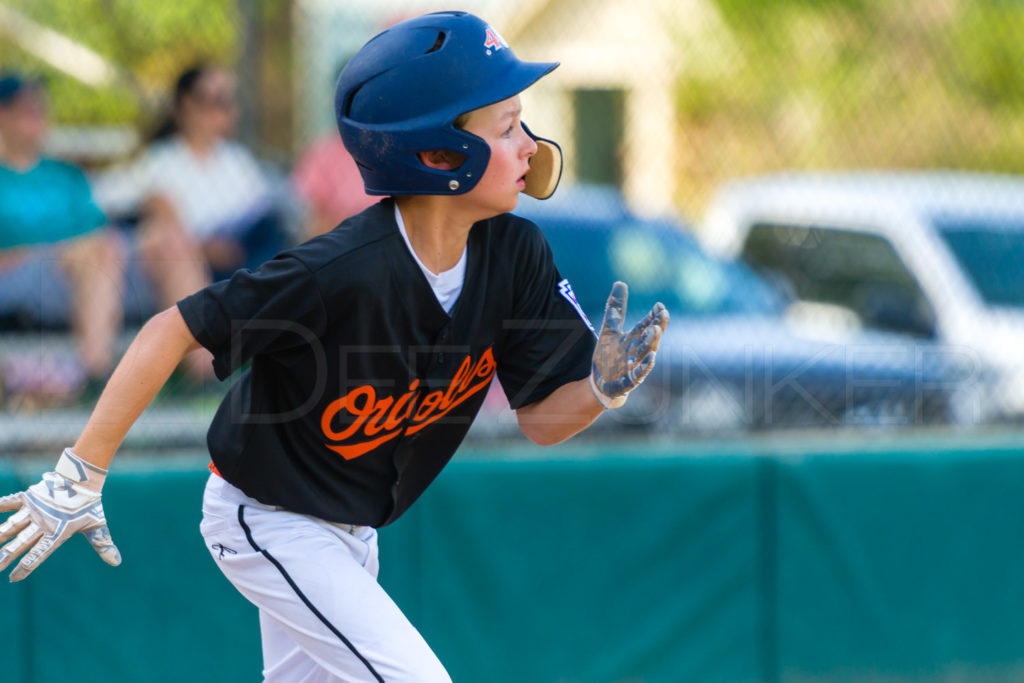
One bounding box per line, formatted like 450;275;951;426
515;377;604;446
73;306;202;468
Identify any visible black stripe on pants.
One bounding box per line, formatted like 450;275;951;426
237;505;385;682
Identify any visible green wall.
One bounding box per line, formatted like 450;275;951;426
2;433;1023;682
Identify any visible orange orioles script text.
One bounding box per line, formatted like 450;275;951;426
320;348;497;460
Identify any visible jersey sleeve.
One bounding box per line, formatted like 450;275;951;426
497;220;596;409
176;254;329;380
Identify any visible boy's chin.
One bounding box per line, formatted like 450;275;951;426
456;188;520;217
480;195;519;216
498;196;520;215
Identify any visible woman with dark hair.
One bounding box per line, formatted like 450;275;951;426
97;64;287;284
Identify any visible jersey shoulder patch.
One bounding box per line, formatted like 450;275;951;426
558;278;595;333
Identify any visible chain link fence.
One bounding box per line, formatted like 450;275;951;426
2;0;1024;444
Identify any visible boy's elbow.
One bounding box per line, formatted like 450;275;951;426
520;426;554;446
515;390;597;445
521;428;563;447
516;415;577;447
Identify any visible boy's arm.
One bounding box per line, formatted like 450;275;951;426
0;306;202;581
74;306;201;467
515;376;604;446
516;282;669;445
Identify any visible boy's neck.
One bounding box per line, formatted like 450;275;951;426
394;196;476;275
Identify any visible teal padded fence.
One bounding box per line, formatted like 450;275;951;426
2;433;1024;682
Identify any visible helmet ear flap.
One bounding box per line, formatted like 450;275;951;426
522;123;562;200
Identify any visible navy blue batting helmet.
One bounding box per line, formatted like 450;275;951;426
335;11;558;197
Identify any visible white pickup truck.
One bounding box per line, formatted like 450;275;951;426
699;171;1024;424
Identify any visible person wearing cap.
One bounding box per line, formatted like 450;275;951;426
0;13;669;680
0;74;124;395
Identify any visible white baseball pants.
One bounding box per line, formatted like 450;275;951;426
199;473;451;682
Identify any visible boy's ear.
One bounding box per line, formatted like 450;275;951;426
418;149;466;170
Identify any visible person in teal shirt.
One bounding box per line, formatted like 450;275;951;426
0;157;106;248
0;74;124;393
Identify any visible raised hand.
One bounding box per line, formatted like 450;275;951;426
590;281;669;410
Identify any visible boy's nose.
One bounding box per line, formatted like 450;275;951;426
523;131;538;157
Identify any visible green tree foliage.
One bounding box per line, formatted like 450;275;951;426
0;0;238;125
674;0;1024;210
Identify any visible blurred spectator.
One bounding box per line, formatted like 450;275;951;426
291;132;377;239
0;74;124;398
290;59;376;240
96;63;288;282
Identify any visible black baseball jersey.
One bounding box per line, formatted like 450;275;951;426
177;198;595;527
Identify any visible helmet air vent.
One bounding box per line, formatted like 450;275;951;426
425;31;446;54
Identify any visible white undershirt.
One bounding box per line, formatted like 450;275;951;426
394;204;466;314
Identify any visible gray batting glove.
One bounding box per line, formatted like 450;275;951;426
0;448;121;582
590;281;670;409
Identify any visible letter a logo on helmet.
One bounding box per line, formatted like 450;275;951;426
334;12;559;197
483;26;507;54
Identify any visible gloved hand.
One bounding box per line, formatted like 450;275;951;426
590;281;669;410
0;448;121;582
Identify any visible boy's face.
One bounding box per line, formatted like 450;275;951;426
459;95;537;215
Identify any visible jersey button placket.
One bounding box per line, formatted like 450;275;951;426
437;327;449;365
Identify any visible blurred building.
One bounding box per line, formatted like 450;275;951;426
503;0;695;217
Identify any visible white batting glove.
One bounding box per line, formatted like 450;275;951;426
0;448;121;582
590;281;670;410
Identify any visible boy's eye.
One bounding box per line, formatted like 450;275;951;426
501;124;514;137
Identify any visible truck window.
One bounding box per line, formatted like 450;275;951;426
741;223;937;339
934;217;1024;309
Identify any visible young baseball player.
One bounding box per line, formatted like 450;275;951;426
0;12;668;681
